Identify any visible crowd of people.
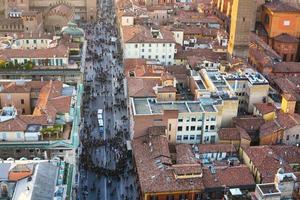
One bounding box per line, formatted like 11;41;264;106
77;0;138;199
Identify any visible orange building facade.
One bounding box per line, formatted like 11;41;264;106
261;1;300;61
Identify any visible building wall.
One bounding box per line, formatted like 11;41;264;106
259;129;283;145
216;99;239;127
132;110;178;138
172;30;184;46
157;92;176;101
0;92;31;114
176;112;204;143
0;131;25;141
262;9;300;38
246;83;269;113
12;38;52;49
121;16;134;26
124;42;176;65
283;125;300;145
281;97;296;114
273;40;298;62
144;191;202;200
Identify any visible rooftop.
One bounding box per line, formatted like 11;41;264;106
122;25;175;43
264;1;300;12
132;98;217;115
243;145;294;183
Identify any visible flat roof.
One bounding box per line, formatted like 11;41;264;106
132;98;217;115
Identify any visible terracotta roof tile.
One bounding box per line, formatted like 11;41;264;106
264;1;300;12
274;33;299;43
243;145;294;183
203;165;255;188
254;103;276;115
133;134;204;194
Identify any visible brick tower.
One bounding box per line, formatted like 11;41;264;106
227;0;256;59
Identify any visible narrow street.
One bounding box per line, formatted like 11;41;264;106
77;0;138;199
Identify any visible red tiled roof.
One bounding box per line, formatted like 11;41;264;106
122;25;175;43
274;33;299;43
127;77;160;97
276;111;300;129
243;146;294;183
259;121;282;137
218;128;240;140
264;1;300;12
203;165;255;188
133;134;204;194
254;103;276;115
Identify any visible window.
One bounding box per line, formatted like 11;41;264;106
16;132;21;139
149;44;151;47
211;117;216;121
196;134;201;140
283;20;290;26
162;55;165;59
163;44;165;47
141;55;144;59
286;135;289;140
191;117;196;122
178;118;183;122
26;40;29;44
22;108;25;114
198;117;202;121
148;49;151;52
186;126;189;131
197;126;202;131
167;195;174;200
283;54;287;61
21;99;24;104
177;126;183;131
190;135;195;140
183;135;188;140
148;55;151;59
177;135;182;141
179;194;187;200
168;124;171;131
33;40;36;44
169;44;172;47
242;17;245;22
168;55;171;59
150;195;158;200
186;117;190;122
205;125;209;131
129;71;135;77
191;126;195;131
142;44;144;47
135;44;138;48
291;54;294;61
155;55;158;59
142;49;144;52
2;133;7;140
296;134;299;140
210;125;215;130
